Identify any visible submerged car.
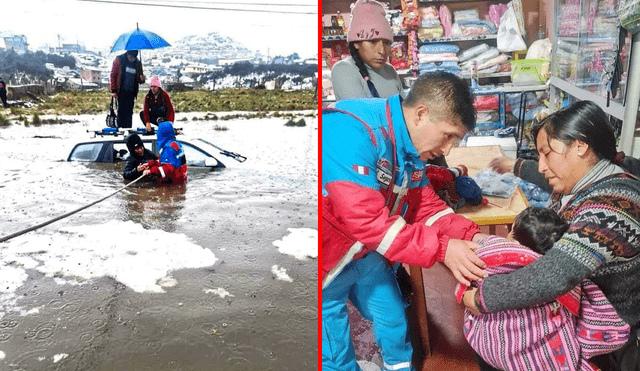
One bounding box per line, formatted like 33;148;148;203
67;129;233;169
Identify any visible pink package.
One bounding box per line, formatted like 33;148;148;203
439;5;452;37
488;4;507;26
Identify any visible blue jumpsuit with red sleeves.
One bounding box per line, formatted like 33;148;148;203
322;95;480;371
147;121;187;184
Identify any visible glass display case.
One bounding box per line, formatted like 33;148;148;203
550;0;630;119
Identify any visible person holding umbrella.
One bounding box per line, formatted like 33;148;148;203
110;50;145;129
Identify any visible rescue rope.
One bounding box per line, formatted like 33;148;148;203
0;173;147;244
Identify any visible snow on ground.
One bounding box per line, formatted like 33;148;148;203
0;220;217;318
271;265;293;282
272;228;318;260
204;287;234;298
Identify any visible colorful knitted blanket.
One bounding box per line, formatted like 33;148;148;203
456;236;630;370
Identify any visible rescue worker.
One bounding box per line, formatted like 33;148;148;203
144;121;187;184
322;71;488;371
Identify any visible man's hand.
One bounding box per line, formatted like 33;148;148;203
143;169;151;176
136;164;144;172
463;287;482;316
145;123;152;132
443;239;487;286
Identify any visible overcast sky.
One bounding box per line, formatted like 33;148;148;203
3;0;318;58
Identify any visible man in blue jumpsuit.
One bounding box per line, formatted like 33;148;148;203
322;72;488;371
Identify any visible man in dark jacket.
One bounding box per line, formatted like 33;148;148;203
123;133;157;180
110;50;146;128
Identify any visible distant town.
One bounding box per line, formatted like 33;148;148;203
0;32;318;95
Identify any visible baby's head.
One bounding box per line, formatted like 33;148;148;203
509;207;568;254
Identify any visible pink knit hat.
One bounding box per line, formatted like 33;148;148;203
347;0;393;43
150;76;162;88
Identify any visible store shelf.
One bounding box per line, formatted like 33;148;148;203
418;34;497;44
550;76;625;120
322;31;409;41
460;71;511;79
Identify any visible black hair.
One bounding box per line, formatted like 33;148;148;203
531;100;618;164
512;207;569;254
403;71;476;132
348;42;380;98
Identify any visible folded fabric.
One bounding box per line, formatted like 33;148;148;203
440;5;452;37
418;53;459;63
460;47;500;69
452;23;495;36
418;43;460;54
457;19;497;34
418;25;444;39
420;19;441;28
477;54;509;70
488;4;508;26
454;9;479;22
458;43;490;62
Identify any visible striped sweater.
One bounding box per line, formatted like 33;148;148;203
459;236;630;371
477;174;640;328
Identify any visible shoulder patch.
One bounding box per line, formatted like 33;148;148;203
170;142;180;151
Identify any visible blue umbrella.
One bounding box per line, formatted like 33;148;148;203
110;24;170;53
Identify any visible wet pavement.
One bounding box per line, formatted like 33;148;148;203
0;113;318;370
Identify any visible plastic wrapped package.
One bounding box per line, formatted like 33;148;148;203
488;4;508;26
473;169;521;198
458;43;490;62
440;5;452;37
419;43;460;54
454;9;480;22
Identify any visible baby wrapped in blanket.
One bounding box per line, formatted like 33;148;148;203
456;207;630;371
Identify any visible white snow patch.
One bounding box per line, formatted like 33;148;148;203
272;228;318;260
0;220;217;318
271;265;293;282
204;287;234;298
53;353;68;363
0;351;5;360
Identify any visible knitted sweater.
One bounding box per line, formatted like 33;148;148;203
477;173;640;327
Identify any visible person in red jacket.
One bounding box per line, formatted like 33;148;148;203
110;50;145;128
139;76;175;132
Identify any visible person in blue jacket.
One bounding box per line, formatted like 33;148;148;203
322;71;488;371
144;121;187;184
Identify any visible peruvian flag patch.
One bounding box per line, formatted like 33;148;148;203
352;165;370;176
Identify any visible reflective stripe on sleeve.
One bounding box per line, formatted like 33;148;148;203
322;242;364;290
424;208;454;226
376;217;407;255
159;167;166;178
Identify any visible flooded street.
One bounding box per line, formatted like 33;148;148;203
0;113;318;370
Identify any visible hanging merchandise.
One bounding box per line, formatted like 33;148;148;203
497;2;527;52
400;0;421;76
617;0;640;34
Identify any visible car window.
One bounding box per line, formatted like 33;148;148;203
68;143;103;162
181;142;211;167
113;143;129;162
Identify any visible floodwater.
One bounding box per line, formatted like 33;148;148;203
0;112;318;370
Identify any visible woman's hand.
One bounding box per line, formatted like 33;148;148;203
443;239;487;286
463;287;482;316
489;156;516;174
